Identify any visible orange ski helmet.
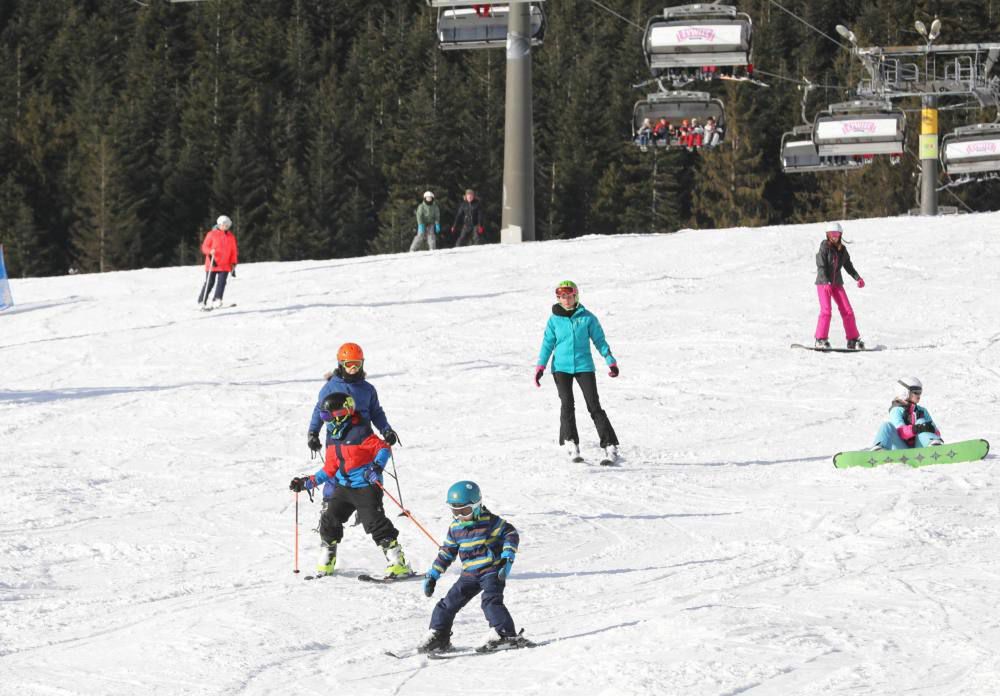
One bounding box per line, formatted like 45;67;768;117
337;342;364;364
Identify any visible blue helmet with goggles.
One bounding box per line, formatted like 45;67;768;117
446;480;482;520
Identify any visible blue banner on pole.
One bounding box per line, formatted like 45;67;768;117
0;245;13;311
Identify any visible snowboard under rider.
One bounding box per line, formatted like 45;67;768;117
869;377;943;451
535;280;620;463
417;481;530;654
290;391;413;578
814;222;866;350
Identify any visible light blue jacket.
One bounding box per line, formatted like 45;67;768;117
537;304;615;374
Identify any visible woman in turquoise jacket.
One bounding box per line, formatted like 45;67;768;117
535;280;620;463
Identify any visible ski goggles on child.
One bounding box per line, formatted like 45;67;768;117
339;359;363;371
449;503;477;520
320;407;353;422
555;286;577;298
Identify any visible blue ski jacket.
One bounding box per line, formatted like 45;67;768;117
308;372;391;439
537;303;615;374
428;508;519;579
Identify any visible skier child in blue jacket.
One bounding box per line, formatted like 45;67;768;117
416;481;532;654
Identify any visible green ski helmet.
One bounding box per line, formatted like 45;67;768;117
555;280;578;300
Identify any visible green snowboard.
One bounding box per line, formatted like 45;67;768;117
833;438;990;469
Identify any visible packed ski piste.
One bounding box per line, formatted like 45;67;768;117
275;233;987;658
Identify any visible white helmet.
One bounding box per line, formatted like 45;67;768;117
826;222;843;235
217;215;232;230
896;377;923;400
423;191;434;200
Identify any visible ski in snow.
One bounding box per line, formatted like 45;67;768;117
358;572;424;584
201;303;237;312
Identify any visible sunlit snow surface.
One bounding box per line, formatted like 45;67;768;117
2;214;1000;695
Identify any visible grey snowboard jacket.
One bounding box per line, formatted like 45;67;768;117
815;240;860;286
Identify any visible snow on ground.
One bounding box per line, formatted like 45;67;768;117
2;214;999;696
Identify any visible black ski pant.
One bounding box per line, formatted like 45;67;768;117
198;270;229;303
552;371;618;448
430;572;515;636
319;484;398;548
455;225;480;247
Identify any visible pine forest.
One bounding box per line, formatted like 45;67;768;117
1;0;998;277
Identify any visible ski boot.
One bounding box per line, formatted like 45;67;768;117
316;541;337;575
381;539;414;578
417;629;453;654
847;338;865;350
477;628;533;653
565;441;583;462
814;338;831;349
211;297;224;309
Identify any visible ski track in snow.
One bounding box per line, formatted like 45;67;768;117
2;216;1000;695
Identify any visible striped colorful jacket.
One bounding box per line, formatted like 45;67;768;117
430;507;519;578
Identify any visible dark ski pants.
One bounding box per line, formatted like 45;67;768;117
455;226;480;247
319;484;398;548
198;270;229;303
430;572;515;636
552;371;618;448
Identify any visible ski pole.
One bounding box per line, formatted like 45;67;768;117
374;481;440;547
388;450;407;518
198;252;216;304
293;491;300;574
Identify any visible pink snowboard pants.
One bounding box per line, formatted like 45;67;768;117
815;284;859;340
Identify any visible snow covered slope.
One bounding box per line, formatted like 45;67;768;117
3;214;1000;695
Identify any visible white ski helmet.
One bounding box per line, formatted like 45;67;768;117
423;191;434;200
896;377;923;400
826;222;843;236
217;215;232;230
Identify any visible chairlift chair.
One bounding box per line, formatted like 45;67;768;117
436;3;545;50
643;4;753;73
632;91;726;148
780;126;870;173
812;101;906;157
940;122;1000;175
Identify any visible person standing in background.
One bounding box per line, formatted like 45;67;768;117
198;215;238;309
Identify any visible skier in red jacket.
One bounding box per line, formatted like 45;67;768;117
198;215;239;309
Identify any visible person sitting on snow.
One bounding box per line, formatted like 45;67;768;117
869;377;943;451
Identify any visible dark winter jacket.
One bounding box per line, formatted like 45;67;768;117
308;370;391;438
815;240;859;286
452;197;482;231
430;506;519;578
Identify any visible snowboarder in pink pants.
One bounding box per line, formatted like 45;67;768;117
814;222;866;350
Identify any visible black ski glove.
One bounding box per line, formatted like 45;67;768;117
308;432;322;452
383;429;399;446
289;477;309;493
915;422;936;434
423;576;436;597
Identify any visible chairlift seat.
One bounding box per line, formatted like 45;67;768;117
437;3;545;50
812;102;906;156
941;123;1000;175
643;5;752;70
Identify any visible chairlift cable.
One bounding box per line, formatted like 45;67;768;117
583;0;645;31
752;68;840;89
765;0;850;52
